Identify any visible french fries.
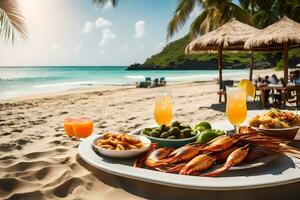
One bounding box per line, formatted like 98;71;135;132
95;133;144;150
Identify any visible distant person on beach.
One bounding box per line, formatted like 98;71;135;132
270;74;279;84
263;76;271;84
294;70;300;85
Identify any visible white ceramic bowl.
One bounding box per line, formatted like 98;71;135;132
92;134;151;158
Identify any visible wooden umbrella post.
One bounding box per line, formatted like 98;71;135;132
283;42;289;86
249;51;254;81
218;47;223;90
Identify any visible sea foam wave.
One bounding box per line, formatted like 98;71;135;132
125;75;145;80
0;70;54;81
166;74;217;80
33;81;97;88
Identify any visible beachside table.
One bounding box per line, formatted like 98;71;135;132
78;110;300;200
259;84;300;108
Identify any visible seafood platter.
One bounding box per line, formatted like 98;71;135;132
78;110;300;190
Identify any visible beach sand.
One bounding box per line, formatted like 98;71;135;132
0;69;293;199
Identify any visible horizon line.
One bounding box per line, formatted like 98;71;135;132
0;65;129;68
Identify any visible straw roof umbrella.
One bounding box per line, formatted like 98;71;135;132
245;16;300;84
186;18;259;90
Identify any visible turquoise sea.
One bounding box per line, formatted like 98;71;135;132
0;66;248;99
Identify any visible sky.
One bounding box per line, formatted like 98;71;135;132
0;0;201;66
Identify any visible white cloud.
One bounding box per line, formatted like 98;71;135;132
52;44;60;51
75;43;82;52
82;18;111;34
95;17;112;28
134;20;145;38
82;21;93;33
99;28;116;47
103;1;113;10
139;45;144;49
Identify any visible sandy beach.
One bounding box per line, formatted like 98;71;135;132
0;69;287;199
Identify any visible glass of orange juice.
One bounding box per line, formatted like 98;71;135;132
64;118;76;137
72;117;94;139
154;91;173;125
226;87;247;133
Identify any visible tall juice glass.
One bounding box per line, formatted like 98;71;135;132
154;92;173;125
226;87;247;133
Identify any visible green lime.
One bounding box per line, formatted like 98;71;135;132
194;126;206;132
213;129;226;135
195;121;212;131
196;130;219;144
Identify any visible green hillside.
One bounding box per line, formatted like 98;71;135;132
144;35;262;67
136;35;300;70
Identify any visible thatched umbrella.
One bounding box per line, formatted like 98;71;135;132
245;16;300;84
186;18;259;90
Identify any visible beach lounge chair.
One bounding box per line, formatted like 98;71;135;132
153;78;159;87
135;81;140;88
136;81;147;88
218;80;234;103
145;77;151;88
160;77;166;86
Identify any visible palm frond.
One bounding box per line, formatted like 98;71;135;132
203;7;219;34
189;9;209;38
0;0;27;43
229;2;252;25
166;0;197;40
239;0;250;9
239;0;259;13
93;0;118;7
253;9;278;28
292;4;300;21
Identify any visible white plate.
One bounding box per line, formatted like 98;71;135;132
230;155;276;170
79;139;300;190
78;117;300;190
92;135;151;158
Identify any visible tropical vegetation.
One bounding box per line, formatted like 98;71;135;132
167;0;300;39
0;0;26;43
137;35;300;69
167;0;251;39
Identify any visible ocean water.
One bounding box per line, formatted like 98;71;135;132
0;66;248;99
